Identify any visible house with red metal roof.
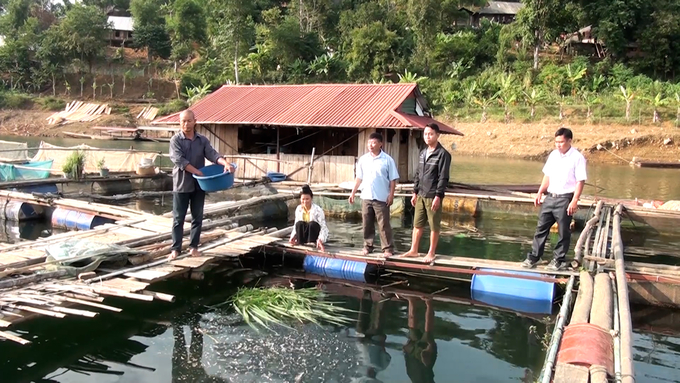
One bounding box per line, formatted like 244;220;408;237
152;83;462;184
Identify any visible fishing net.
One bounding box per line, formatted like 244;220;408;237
0;139;29;162
44;239;146;276
31;141;159;173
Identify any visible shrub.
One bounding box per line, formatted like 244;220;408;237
0;92;33;109
37;96;66;111
156;99;188;116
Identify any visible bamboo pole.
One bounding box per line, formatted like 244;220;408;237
572;201;604;267
86;226;260;283
570;270;593;324
590;273;612;331
539;275;577;383
612;204;635;383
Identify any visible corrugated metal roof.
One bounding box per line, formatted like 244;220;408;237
153;83;463;135
108;16;134;32
478;1;524;15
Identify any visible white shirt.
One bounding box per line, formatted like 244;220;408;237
290;203;329;243
356;150;399;202
543;146;587;194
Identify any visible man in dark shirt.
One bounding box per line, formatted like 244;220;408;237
400;123;451;264
168;109;234;260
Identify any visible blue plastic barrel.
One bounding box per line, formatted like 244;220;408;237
303;255;368;283
193;164;237;192
471;268;555;315
51;207;115;230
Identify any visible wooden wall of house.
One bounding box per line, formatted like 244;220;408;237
357;127;422;182
231;154;355;184
197;124;238;156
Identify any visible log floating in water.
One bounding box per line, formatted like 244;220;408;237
570;271;593;324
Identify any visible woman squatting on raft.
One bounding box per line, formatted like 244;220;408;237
289;185;329;252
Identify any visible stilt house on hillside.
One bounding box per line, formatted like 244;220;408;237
152;83;463;184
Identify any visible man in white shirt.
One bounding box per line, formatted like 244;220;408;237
522;127;587;271
349;132;399;258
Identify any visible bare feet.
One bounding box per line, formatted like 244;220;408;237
361;248;371;256
381;252;393;259
168;250;180;260
189;247;200;257
399;250;420;258
422;253;436;264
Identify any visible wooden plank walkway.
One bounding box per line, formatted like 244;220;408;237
264;239;577;283
0;192;294;345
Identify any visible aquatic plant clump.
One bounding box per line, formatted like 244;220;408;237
229;287;354;332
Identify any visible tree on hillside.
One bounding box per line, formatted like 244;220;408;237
206;0;255;84
513;0;577;70
130;0;171;62
166;0;206;66
57;4;109;72
406;0;442;75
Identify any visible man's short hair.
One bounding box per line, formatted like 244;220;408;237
555;127;573;140
369;132;383;142
425;123;440;134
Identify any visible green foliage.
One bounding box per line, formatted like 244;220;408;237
157;99;188;116
228;287;353;333
36;96;65;111
181;84;211;105
0;91;33;109
62;150;85;180
57;4;109;71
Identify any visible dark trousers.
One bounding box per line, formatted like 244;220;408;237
171;189;205;252
362;199;394;252
529;195;572;262
295;221;321;244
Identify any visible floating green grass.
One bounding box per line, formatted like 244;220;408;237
229;287;355;332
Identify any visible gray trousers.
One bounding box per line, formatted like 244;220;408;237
362;199;394;253
528;195;572;262
171;189;206;252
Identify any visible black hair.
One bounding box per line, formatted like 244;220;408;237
368;132;383;142
555;127;573;140
425;123;440;133
300;184;313;198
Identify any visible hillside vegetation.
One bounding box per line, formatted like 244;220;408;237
2;0;680;161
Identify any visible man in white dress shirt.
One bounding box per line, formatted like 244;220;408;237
522;127;587;271
349;132;399;258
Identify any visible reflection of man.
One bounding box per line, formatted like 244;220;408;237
403;297;437;383
171;313;228;383
353;290;391;383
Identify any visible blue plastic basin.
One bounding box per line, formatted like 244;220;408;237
266;171;287;182
193;164;235;192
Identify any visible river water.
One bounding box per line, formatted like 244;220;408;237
0;218;678;382
2;136;680;381
6;135;680;201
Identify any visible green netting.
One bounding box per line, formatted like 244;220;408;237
0;139;29;162
314;196;404;218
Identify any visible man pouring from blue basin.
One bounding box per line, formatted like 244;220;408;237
522;127;587;271
168;109;235;260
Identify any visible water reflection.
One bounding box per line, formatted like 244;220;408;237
172;312;227;383
403;297;437;383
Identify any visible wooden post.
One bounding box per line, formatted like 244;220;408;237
276;127;280;173
307;147;315;184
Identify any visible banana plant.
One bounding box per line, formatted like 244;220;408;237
496;73;517;123
398;69;427;84
463;81;478;110
579;87;601;121
523;87;547;120
566;64;587;97
122;70;132;95
645;92;669;123
617;85;635;121
474;91;499;123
